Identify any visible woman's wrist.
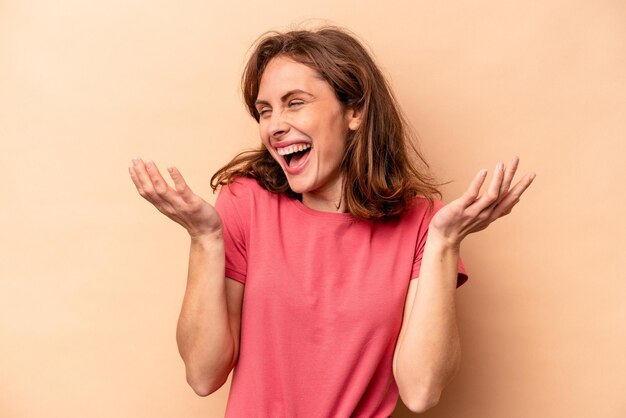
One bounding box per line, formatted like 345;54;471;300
189;229;224;245
426;228;462;253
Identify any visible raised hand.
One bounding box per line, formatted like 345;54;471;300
429;156;536;247
128;158;223;239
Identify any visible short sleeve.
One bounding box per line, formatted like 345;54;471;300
214;180;249;284
410;199;469;288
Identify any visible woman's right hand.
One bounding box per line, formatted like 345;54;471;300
128;158;223;240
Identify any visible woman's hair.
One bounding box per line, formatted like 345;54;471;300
210;25;447;222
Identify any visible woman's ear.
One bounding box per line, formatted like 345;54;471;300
345;106;364;131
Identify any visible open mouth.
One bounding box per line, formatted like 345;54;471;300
276;142;313;169
283;146;312;168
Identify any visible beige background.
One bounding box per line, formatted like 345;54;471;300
1;0;624;417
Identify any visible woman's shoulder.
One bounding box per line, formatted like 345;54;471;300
216;176;281;211
214;176;266;222
392;195;445;229
218;175;262;197
407;195;444;216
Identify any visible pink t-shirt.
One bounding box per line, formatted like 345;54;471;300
215;176;468;417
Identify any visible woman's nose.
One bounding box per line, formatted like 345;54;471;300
269;110;290;138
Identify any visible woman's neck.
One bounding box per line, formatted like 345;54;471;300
302;193;345;213
301;182;346;213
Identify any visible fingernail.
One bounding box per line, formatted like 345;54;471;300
145;160;153;168
497;162;504;171
132;159;138;166
529;173;536;181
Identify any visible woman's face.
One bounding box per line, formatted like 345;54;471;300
255;56;361;202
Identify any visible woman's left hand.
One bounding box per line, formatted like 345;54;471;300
429;156;536;247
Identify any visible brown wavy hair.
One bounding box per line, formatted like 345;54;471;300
210;25;448;222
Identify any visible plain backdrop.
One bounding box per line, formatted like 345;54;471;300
1;0;625;417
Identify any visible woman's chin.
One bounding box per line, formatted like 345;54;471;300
287;182;309;195
286;174;316;194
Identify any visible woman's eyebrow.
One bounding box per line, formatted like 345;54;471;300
255;89;313;107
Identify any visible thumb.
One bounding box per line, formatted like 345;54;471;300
167;166;193;198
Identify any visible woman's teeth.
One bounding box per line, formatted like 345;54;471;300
277;143;311;155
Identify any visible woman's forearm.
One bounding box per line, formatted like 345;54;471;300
176;233;234;396
395;234;462;408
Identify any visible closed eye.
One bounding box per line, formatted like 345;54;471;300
258;101;303;117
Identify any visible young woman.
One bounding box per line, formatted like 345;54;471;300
129;26;535;417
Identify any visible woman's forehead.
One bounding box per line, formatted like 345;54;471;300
258;57;328;100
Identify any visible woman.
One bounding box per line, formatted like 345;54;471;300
129;26;535;417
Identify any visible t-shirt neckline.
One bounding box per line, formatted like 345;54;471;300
287;196;358;222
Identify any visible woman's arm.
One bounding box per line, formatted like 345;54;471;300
393;237;462;413
176;233;242;397
128;159;242;396
394;157;536;412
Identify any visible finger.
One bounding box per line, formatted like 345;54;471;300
508;172;536;201
459;169;488;208
144;160;174;198
491;172;536;218
498;156;520;198
166;166;195;203
486;161;505;204
472;162;505;213
128;165;143;194
131;158;155;199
